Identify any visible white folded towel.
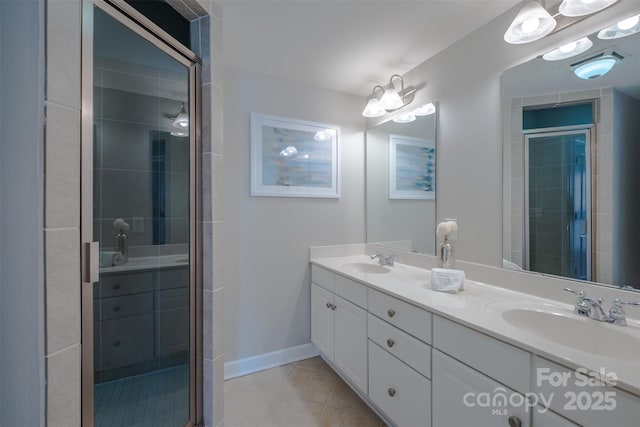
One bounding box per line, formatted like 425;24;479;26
431;268;465;293
100;251;126;267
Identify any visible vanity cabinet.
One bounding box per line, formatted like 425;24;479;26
310;261;640;427
311;266;368;392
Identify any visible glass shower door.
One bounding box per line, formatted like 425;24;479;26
525;129;591;281
83;3;197;426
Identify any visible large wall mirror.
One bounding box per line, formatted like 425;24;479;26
502;10;640;291
366;106;437;254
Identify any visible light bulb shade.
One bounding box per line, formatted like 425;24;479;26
559;0;618;17
504;2;557;44
393;112;416;124
380;87;404;110
362;97;386;117
542;37;593;61
413;103;436;116
173;104;189;128
573;56;617;79
598;14;640;39
171;130;189;137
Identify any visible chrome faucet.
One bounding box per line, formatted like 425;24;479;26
564;288;639;326
371;252;395;266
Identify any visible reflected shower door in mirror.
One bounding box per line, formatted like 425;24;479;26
86;4;197;426
524;128;592;281
366;108;437;254
502;10;640;291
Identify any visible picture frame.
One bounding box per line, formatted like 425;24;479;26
389;134;435;200
251;113;340;198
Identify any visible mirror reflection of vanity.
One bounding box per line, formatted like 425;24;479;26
502;11;640;291
366;109;437;254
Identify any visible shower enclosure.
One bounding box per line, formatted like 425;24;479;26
81;1;201;426
524;128;592;281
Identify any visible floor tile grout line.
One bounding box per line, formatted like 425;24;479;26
317;375;339;423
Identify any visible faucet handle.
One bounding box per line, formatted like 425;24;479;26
607;298;640;326
564;287;585;299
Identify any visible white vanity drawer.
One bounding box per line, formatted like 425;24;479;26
335;274;367;309
533;357;640;427
368;313;431;378
368;288;432;343
433;315;530;394
432;349;530;427
368;340;431;427
311;265;334;292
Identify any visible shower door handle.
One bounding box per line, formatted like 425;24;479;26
84;241;99;283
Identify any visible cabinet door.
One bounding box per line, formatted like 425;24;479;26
334;295;368;392
432;349;531;427
311;283;334;358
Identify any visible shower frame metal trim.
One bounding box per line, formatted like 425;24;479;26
80;1;203;425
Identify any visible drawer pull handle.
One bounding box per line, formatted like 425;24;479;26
387;388;396;397
113;341;121;348
387;309;395;318
113;284;120;290
507;416;522;427
113;305;121;312
386;339;395;348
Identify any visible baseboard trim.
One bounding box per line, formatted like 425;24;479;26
224;343;320;380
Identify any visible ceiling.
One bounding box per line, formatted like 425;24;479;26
218;0;520;97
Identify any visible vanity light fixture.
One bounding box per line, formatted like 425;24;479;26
559;0;618;17
598;14;640;39
573;55;618;79
361;74;416;117
542;37;593;61
172;103;189;128
362;85;386;118
504;2;557;44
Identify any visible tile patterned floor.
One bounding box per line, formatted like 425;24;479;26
225;357;386;427
94;365;189;427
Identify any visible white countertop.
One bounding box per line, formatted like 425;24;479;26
100;254;189;274
311;255;640;396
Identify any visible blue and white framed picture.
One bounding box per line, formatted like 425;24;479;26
389;134;435;200
250;113;340;198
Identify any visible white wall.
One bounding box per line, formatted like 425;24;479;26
0;0;45;425
373;1;640;266
224;66;365;363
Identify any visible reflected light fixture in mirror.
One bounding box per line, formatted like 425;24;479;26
504;2;557;44
559;0;618;17
171;103;189;137
392;102;436;123
542;36;593;60
598;13;640;39
573;55;618;79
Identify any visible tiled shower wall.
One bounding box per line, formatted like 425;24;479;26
508;88;613;284
43;0;223;425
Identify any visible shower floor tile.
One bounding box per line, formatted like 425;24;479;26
94;364;189;427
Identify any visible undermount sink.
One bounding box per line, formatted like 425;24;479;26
501;308;640;361
341;262;390;275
